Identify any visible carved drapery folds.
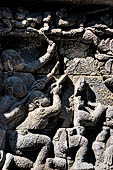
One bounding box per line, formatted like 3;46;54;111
0;4;113;170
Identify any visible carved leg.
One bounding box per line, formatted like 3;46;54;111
2;153;33;170
92;141;105;168
32;135;51;169
2;153;13;170
75;136;94;170
69;135;94;170
34;145;50;167
13;156;33;169
75;136;88;163
104;146;113;170
74;110;90;127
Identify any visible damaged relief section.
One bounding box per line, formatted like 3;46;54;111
0;1;113;170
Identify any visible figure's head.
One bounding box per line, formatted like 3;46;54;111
106;106;113;127
27;90;50;111
101;14;112;26
75;77;86;96
0;8;13;19
16;7;28;20
1;50;24;71
4;76;27;98
57;8;67;18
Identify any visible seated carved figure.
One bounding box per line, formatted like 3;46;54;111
92;106;113;170
74;77;106;129
46;127;94;170
1;32;55;73
3;130;51;170
0;74;65;170
0;61;60;169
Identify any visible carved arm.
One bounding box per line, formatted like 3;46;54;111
43;91;61;118
31;61;60;91
24;42;55;73
43;74;67;118
0;106;23;124
96;126;110;143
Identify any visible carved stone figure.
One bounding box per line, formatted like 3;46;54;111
0;60;59;169
92;106;113;170
1;32;55;73
17;79;63;130
46;127;94;170
0;8;13;34
0;60;59;129
3;130;51;170
0;4;113;170
0;74;66;170
11;7;43;33
94;38;113;74
74;77;106;129
0;76;27;129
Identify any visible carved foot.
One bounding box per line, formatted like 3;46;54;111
46;157;66;170
2;153;13;170
70;162;94;170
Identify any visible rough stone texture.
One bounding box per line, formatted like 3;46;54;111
73;76;113;106
0;2;113;170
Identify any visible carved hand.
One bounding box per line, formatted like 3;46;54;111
51;83;62;95
47;42;55;53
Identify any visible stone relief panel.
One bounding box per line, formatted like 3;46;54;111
0;3;113;170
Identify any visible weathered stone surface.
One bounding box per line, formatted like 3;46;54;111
73;76;113;106
0;3;113;170
65;57;98;75
60;40;92;59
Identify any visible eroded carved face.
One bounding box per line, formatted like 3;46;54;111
1;50;24;71
0;8;13;19
106;106;113;127
75;77;86;96
27;90;50;111
4;76;27;98
15;7;28;20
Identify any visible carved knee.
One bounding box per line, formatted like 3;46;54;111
46;157;66;170
44;136;51;147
